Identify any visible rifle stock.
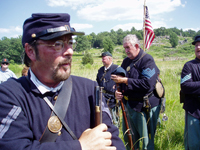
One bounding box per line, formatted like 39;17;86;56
95;86;103;126
116;84;134;150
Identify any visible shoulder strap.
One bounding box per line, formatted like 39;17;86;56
128;52;146;73
100;70;107;81
40;76;77;143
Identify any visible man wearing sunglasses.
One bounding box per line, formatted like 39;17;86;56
0;58;17;84
0;13;125;150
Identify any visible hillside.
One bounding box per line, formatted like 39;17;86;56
9;35;194;149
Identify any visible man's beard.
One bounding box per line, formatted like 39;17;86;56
52;58;72;82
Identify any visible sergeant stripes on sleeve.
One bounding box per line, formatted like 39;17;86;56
181;73;191;84
142;68;155;79
0;105;21;139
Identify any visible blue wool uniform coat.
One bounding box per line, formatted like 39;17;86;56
0;75;125;150
181;58;200;119
96;64;118;108
120;49;161;112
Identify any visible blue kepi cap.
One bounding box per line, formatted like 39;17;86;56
22;13;85;47
192;35;200;45
111;67;126;77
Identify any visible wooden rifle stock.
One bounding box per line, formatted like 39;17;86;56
116;83;134;150
95;86;103;126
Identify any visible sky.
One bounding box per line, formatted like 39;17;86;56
0;0;199;39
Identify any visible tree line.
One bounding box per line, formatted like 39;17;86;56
0;27;200;64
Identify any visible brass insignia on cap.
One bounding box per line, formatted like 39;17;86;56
65;25;70;32
31;33;36;38
48;116;62;133
126;66;130;72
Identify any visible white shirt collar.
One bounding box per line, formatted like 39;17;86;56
104;63;113;71
29;68;64;94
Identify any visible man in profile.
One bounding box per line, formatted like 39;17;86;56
0;13;125;150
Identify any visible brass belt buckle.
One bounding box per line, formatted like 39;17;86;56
124;96;128;100
48;116;62;133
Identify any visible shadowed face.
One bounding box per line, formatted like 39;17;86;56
123;42;140;60
1;62;9;71
102;56;112;68
195;41;200;59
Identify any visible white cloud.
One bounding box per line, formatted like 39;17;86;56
46;0;184;22
112;23;143;32
71;23;93;30
0;28;10;33
0;26;22;34
183;28;200;32
0;26;22;38
152;21;168;29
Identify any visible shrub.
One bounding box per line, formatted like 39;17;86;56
81;51;94;65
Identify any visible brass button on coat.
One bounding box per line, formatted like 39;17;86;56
58;131;61;136
54;96;58;101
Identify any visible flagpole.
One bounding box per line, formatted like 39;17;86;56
143;0;146;51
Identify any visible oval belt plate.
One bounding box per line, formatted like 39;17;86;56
48;116;62;133
126;66;130;72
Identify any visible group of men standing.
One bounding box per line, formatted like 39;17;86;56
0;12;199;150
97;34;162;150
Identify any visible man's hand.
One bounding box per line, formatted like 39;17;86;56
111;75;128;84
115;90;123;101
79;123;116;150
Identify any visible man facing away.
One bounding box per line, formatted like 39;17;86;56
0;58;17;83
96;51;120;127
181;35;200;150
0;13;125;150
111;34;161;150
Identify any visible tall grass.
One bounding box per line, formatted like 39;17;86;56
10;41;194;149
154;60;187;150
71;51;193;149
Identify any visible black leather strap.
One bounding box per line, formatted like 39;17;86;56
128;51;146;72
40;76;77;143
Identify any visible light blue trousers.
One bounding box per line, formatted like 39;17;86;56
123;103;161;150
184;112;200;150
110;106;120;127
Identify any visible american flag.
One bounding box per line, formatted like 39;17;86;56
144;6;155;50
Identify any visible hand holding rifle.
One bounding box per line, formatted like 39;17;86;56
111;67;134;150
79;86;116;150
79;123;116;150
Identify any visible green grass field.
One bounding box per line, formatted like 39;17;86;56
70;49;190;150
10;36;195;150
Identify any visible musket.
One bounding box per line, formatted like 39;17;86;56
95;86;103;126
116;84;134;150
111;67;134;150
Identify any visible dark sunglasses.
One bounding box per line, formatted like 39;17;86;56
2;63;8;65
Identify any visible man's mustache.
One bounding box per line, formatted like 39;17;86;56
59;58;72;66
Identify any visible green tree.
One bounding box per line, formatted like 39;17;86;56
0;37;10;60
116;29;126;45
93;33;105;48
102;36;114;54
110;29;118;45
89;32;97;48
169;32;178;48
75;35;90;52
81;51;94;65
10;36;24;64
